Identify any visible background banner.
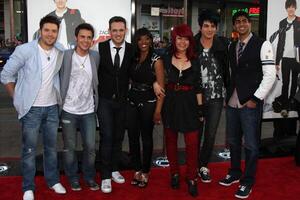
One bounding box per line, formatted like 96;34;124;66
26;0;132;49
264;0;300;118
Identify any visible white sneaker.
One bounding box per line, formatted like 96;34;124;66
112;171;125;184
23;190;34;200
51;183;66;194
101;179;112;193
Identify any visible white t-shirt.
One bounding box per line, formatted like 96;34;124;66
63;52;94;114
33;45;58;106
56;9;68;49
283;18;295;58
58;19;68;49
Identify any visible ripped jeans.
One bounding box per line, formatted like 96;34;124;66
61;110;97;183
20;105;60;192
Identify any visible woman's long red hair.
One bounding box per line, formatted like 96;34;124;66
171;24;196;60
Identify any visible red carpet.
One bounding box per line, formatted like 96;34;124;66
1;156;300;200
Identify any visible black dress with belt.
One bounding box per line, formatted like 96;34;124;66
128;53;160;104
162;55;202;133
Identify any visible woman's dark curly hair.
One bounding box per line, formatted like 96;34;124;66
132;27;154;62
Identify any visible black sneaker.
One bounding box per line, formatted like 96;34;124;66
70;181;82;191
235;185;252;199
186;179;198;197
171;173;180;189
87;180;100;191
198;167;211;183
219;174;239;186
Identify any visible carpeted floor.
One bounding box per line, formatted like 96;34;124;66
1;156;299;200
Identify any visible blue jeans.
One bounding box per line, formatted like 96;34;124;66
226;104;262;186
20;105;60;192
61;111;97;183
98;97;126;179
199;98;223;167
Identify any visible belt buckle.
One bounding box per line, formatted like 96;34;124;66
174;84;180;91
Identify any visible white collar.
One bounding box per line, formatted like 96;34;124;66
109;40;126;50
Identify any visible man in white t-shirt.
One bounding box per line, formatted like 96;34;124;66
59;23;100;191
0;15;66;200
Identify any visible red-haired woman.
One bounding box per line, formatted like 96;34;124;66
162;24;203;197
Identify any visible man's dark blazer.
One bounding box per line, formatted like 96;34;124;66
98;39;133;103
276;16;300;65
226;34;265;105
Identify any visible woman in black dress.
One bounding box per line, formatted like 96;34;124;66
127;28;164;188
162;24;203;197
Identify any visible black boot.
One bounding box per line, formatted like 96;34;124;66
187;179;198;197
170;173;180;189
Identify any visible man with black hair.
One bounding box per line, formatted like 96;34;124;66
219;11;276;199
60;23;100;192
0;15;66;200
194;9;229;183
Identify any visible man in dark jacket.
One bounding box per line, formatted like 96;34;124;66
194;9;229;184
272;0;300;115
97;16;133;194
219;11;276;199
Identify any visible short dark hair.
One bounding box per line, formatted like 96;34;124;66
109;16;126;29
39;15;60;30
285;0;297;9
198;9;220;27
75;23;95;38
232;11;251;25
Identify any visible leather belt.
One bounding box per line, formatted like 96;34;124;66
167;83;193;91
131;82;153;92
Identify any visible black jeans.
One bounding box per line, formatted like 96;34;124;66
127;101;156;173
281;57;300;107
198;98;223;168
98;97;126;179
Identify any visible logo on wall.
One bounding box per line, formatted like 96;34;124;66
94;30;111;44
160;8;184;17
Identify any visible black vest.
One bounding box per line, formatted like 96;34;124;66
226;34;264;104
98;40;133;102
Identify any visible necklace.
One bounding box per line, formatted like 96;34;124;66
43;48;53;61
76;52;88;69
172;55;189;78
179;68;183;78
